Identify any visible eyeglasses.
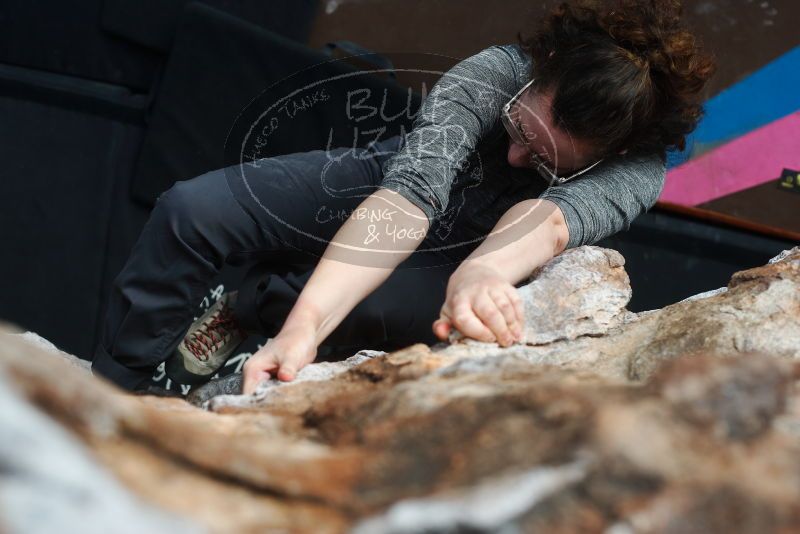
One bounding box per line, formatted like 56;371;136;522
501;78;604;185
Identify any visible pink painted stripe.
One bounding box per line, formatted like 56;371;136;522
660;111;800;206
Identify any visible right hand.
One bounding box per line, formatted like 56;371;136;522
242;323;318;394
432;261;524;347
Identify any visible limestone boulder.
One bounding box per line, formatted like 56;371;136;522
2;245;800;533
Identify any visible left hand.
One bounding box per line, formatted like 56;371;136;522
242;322;318;394
433;262;524;347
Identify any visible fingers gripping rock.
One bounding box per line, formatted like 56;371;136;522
449;246;631;345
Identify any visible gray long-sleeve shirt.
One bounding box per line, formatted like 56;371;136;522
378;44;666;250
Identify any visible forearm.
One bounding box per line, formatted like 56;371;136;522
456;199;569;286
281;188;429;345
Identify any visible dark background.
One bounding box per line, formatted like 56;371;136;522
1;0;796;365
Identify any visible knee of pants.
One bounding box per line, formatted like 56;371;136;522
156;173;214;218
153;171;243;246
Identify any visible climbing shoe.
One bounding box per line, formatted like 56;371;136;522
165;291;248;385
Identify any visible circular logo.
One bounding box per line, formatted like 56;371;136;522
223;50;559;270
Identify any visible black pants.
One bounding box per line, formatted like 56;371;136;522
92;135;461;390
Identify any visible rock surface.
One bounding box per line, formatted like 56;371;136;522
2;245;800;533
517;246;633;344
188;349;386;408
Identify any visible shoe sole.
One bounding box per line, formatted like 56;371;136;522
164;352;219;386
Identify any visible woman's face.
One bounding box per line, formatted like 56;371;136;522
505;89;599;173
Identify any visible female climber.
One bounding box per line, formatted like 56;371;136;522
92;0;714;394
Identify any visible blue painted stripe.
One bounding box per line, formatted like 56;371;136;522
667;44;800;168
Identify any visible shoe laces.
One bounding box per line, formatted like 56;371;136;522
183;302;242;361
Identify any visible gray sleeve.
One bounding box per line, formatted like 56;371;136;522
379;45;526;223
538;150;667;248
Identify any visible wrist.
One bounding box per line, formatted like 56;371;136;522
280;296;323;335
278;295;348;347
454;257;505;283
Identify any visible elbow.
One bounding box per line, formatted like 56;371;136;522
546;202;570;256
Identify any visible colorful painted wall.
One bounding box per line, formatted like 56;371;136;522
662;43;800;235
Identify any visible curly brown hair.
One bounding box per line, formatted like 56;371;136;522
516;0;715;156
